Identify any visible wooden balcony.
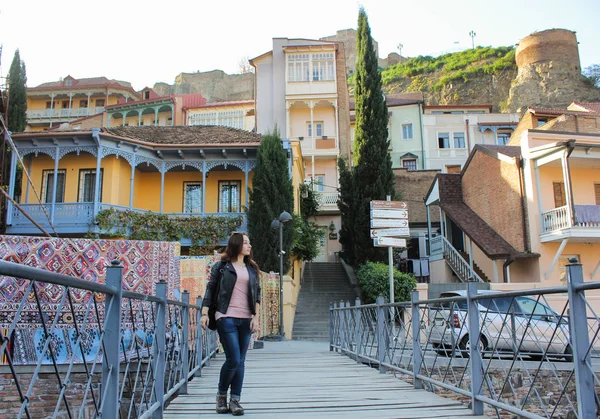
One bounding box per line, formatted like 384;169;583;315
27;107;105;120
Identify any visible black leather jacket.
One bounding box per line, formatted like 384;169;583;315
202;260;261;315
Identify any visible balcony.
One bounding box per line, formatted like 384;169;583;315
27;107;105;120
298;136;338;158
315;192;339;212
7;203;247;245
540;205;600;242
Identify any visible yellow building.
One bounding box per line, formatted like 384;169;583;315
7;125;273;247
187;100;255;132
26;76;141;132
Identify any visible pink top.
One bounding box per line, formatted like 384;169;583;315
216;264;253;320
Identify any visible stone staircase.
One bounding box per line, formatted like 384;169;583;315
292;262;359;341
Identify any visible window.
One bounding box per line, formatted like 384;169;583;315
95;99;105;107
307;122;323;137
79;100;88;108
288;54;310;82
402;124;413;140
42;170;66;203
183;182;202;213
143;91;150;100
446;165;461;174
219;181;241;213
553;182;566;208
497;133;511;145
438;133;450;149
402;159;417;171
314;175;325;192
558;254;580;282
64;79;72;87
62;101;69;109
78;169;103;202
45;101;53;109
311;53;335;81
453;133;465;149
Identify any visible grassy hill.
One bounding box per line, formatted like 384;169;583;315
351;46;518;111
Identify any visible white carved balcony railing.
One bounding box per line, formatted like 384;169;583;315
11;203;95;226
541;206;570;233
541;205;600;234
430;235;483;282
315;192;339;210
27;107;105;119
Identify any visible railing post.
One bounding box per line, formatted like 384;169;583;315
411;291;423;389
195;297;203;377
376;296;386;373
566;259;596;418
354;298;361;363
340;300;346;352
333;301;339;353
466;280;484;416
153;280;167;419
101;260;123;419
329;302;334;352
180;291;190;395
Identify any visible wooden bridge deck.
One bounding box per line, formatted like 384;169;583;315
164;340;488;418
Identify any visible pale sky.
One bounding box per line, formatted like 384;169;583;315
1;0;599;92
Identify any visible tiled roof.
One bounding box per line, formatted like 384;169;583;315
102;126;262;146
535;114;600;134
440;202;519;259
569;102;600;113
437;174;463;203
30;76;133;90
528;106;591;116
477;145;521;158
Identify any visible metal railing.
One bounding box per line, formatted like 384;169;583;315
26;108;106;119
330;261;600;418
0;259;219;418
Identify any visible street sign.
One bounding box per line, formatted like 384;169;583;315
370;218;409;228
370;209;408;219
371;200;408;210
374;237;407;248
370;227;410;238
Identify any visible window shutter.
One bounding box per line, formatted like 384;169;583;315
553;182;566;208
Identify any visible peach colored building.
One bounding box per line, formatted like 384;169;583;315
425;104;600;308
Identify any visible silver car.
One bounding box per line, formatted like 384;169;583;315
428;290;572;360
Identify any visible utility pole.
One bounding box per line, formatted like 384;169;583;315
397;43;403;56
469;31;476;50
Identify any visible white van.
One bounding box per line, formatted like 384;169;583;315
428;290;572;360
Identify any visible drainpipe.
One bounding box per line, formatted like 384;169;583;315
503;257;514;283
465;118;471;151
418;101;425;169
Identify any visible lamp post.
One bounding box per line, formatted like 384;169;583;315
469;30;476;50
270;210;292;340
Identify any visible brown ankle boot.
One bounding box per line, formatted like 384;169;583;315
216;393;229;414
229;398;244;416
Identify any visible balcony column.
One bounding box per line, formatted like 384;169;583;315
94;145;102;216
51;148;60;224
122;112;127;127
309;101;315;151
285;102;291;139
171;105;174;126
138;111;143;126
107;113;112;128
334;100;339;150
201;162;206;216
86;92;92;116
426;205;432;256
25;156;32;204
154;108;159;126
129;154;137;209
160;162;165;213
561;151;573;226
6;145;18;225
492;127;498;145
67;93;74;118
244;161;249;210
479;127;485;145
49;93;56;127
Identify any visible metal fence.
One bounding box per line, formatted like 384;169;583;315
330;261;600;418
0;259;219;418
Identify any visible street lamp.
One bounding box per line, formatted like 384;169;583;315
469;30;476;50
269;210;292;340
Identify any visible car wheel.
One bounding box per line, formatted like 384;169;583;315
563;344;573;362
458;335;486;358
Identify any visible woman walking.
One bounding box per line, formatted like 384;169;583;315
200;233;261;416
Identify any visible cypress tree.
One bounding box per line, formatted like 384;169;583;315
7;50;27;133
352;8;395;265
247;128;294;273
337;157;355;266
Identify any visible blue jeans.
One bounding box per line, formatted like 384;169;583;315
216;317;252;399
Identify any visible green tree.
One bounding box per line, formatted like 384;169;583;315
351;8;396;265
291;183;323;262
337;157;356;266
7;50;27;132
247;128;294;273
583;64;600;87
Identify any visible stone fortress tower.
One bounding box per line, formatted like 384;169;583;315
506;29;600;112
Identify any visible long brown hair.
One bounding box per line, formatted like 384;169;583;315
221;232;260;273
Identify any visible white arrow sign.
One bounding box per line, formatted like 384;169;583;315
370;228;410;238
371;200;408;210
371;209;408;219
370;219;409;228
374;237;407;248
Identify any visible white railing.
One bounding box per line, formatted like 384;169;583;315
315;192;339;209
433;235;483;282
541;205;570;233
27;107;105;119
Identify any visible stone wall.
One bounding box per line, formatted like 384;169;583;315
153;70;254;102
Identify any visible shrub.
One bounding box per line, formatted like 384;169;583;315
356;261;417;304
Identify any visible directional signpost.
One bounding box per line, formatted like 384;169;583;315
370;197;410;335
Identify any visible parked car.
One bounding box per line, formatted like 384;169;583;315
428;290;572;360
